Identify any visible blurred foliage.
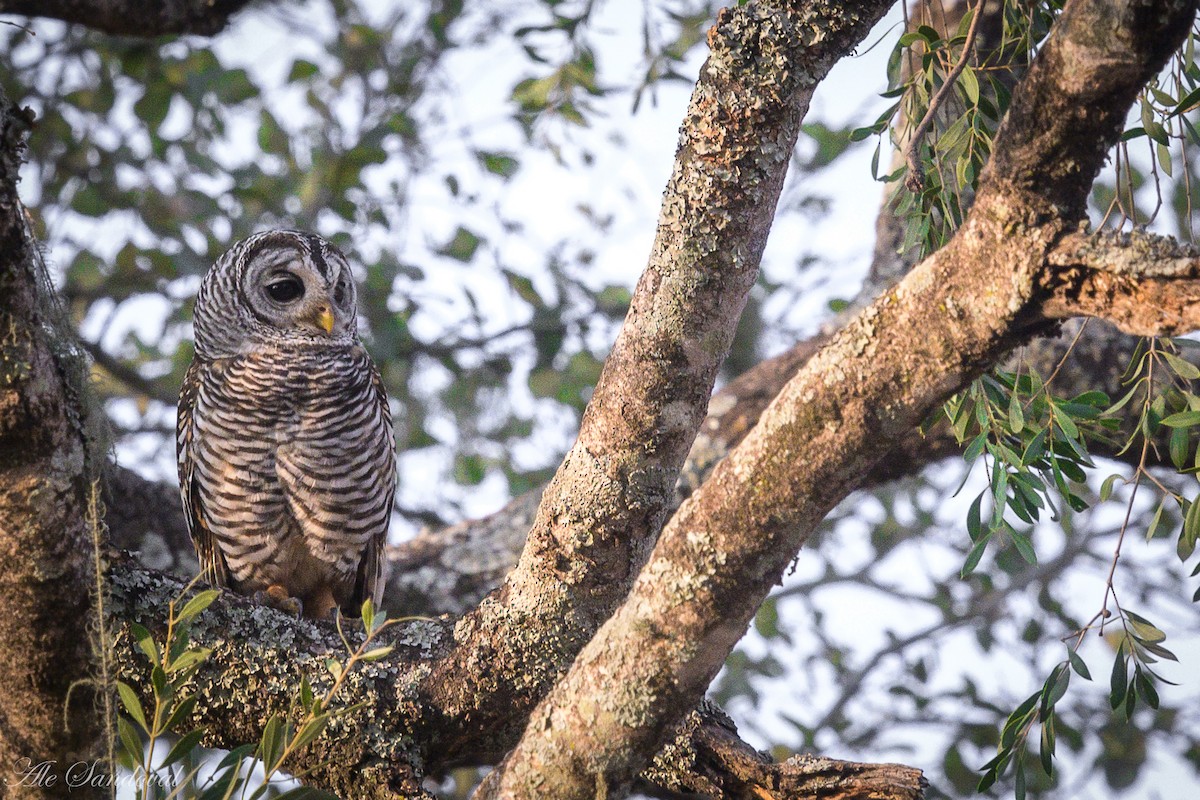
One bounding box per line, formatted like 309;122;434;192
2;0;723;523
7;0;1200;799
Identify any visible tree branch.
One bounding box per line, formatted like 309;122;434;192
1042;229;1200;334
642;704;926;800
0;90;107;797
402;0;899;774
110;557;922;800
0;0;255;36
478;1;1198;796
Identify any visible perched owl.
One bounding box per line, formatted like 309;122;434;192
177;230;395;619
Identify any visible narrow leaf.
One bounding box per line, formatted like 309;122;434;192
117;681;149;733
176;589;221;625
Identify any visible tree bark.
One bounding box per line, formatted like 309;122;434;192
478;0;1200;796
0;92;107;798
0;0;255;36
6;0;1200;799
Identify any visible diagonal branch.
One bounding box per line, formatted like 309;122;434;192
405;0;898;772
477;1;1199;797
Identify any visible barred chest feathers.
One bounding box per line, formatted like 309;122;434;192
177;230;396;620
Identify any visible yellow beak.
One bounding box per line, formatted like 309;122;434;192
315;306;335;335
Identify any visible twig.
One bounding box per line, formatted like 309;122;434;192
904;1;985;193
82;339;178;404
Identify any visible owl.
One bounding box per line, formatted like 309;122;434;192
177;230;395;619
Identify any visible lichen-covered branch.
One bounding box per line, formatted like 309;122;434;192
407;0;898;771
0;0;254;36
643;704;926;800
1043;229;1200;335
478;1;1198;797
109;557;921;800
0;91;107;798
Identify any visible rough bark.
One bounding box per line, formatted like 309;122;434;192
0;0;255;36
477;1;1199;797
1044;229;1200;334
641;704;927;800
8;0;1200;798
109;558;924;800
0;92;107;797
403;0;899;774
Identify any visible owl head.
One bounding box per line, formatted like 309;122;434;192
192;230;360;358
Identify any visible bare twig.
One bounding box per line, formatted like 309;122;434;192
904;1;985;192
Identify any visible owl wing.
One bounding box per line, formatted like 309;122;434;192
352;364;395;611
177;358;232;588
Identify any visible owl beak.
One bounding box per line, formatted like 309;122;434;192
314;305;335;335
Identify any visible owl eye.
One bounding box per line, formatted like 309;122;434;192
265;276;305;303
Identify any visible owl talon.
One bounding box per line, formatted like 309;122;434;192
253;585;304;618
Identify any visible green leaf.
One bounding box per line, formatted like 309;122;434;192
966;493;983;541
1068;648;1092;680
131;622;159;664
1136;669;1160;709
258;714;287;770
960;66;980;105
1039;712;1056;776
288;59;320;82
475;150;520;178
1010;528;1037;564
503;269;543;306
1109;645;1128;709
161;727;206;768
1054;411;1080;442
176;589;221;626
215;743;256;772
117;715;144;768
440;227;482;263
1170;425;1191;470
1158;142;1174;178
117;681;149;734
961;534;990;578
1182;495;1200;560
1160;410;1200;428
1124;610;1166;643
1145;498;1166;542
963;432;987;463
163;694;197;734
291;713;330;752
1008;392;1025;434
361;599;375;634
359;645;394;662
1040;662;1070;716
1099;473;1122;502
168;647;212;675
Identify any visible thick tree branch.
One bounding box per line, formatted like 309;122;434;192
0;91;106;796
479;1;1198;797
405;0;898;773
0;0;255;36
110;557;921;800
1043;229;1200;334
